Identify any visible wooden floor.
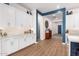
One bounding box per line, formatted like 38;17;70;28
10;36;68;56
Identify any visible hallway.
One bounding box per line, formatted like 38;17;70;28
10;36;68;56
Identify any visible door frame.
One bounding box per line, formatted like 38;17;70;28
36;8;66;43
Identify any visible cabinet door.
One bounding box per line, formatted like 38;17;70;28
0;4;8;27
7;6;15;27
26;34;35;46
2;38;18;56
0;4;3;26
66;15;73;29
15;9;26;27
25;15;33;27
19;35;36;49
19;36;27;49
73;13;79;29
21;12;27;27
0;4;15;27
1;4;10;27
0;39;1;56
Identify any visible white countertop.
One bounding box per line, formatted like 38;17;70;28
0;33;36;39
67;34;79;56
67;34;79;43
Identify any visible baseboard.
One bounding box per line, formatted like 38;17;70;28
62;43;66;45
67;43;69;46
34;42;38;44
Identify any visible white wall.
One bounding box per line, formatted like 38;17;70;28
43;17;63;35
38;15;53;40
52;20;62;35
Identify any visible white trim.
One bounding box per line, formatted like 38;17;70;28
65;34;68;44
68;41;71;56
62;42;66;45
34;42;38;44
67;43;69;46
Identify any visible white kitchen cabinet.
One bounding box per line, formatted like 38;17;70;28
0;4;15;27
0;4;8;27
3;4;15;27
73;13;79;29
0;39;1;56
22;12;27;27
0;4;3;26
26;34;36;46
0;4;36;56
19;34;36;50
25;34;32;46
2;37;18;56
25;14;30;26
15;8;26;27
66;14;74;29
25;14;33;27
7;6;16;27
15;8;33;27
66;9;79;30
19;36;27;49
1;4;10;27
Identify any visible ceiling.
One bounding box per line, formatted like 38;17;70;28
20;3;79;20
45;11;63;20
20;3;79;13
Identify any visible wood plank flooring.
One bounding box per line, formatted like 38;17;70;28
10;36;68;56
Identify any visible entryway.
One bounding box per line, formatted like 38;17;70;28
36;8;66;43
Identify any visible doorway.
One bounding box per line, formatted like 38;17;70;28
58;25;61;34
36;8;66;43
44;11;63;40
